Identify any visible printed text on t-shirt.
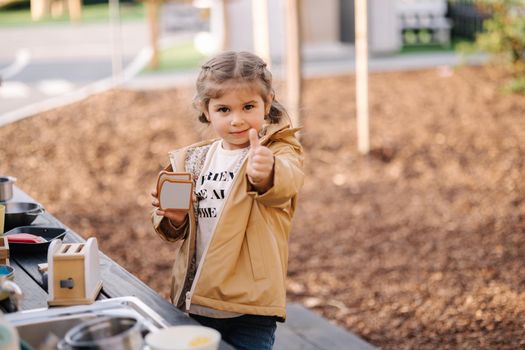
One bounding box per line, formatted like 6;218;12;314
197;171;236;218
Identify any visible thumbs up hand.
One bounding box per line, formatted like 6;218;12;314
247;128;274;191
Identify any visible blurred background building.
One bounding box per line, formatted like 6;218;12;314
158;0;488;61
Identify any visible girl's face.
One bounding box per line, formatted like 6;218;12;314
204;86;270;150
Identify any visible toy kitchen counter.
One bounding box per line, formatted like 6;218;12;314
1;186;235;350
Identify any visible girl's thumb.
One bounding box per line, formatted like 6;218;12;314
249;129;259;149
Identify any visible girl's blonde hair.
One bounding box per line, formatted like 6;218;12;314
193;51;288;124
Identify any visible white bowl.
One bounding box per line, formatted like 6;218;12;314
145;325;221;350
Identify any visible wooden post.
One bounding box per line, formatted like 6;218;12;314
146;0;160;70
109;0;123;84
68;0;82;22
50;0;65;18
355;0;370;154
31;0;50;21
252;0;271;68
219;0;229;51
285;0;301;128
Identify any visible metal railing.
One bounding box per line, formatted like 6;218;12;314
447;0;491;39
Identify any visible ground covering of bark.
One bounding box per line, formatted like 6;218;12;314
1;66;524;349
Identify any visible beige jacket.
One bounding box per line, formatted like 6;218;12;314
152;120;304;320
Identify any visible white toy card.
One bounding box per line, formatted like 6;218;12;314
157;171;193;211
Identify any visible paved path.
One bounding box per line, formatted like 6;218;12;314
0;20;151;123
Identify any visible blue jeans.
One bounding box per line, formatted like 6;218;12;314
190;313;277;350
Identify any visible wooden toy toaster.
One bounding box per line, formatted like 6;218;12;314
47;237;102;306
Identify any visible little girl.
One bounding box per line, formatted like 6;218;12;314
151;51;304;350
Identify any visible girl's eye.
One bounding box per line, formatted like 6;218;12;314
217;107;229;113
244;104;254;111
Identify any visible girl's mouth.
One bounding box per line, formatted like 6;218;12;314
230;129;248;135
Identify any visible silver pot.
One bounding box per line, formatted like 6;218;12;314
0;176;16;202
58;316;144;350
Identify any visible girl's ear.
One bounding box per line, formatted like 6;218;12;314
197;99;210;122
203;110;210;122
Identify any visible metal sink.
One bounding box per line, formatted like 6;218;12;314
5;296;169;349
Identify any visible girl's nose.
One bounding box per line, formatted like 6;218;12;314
231;113;244;126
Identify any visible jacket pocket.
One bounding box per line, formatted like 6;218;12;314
246;224;267;281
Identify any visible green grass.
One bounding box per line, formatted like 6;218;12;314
143;40;207;73
0;2;144;26
401;38;473;54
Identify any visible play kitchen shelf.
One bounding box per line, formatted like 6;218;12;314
2;186;234;350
